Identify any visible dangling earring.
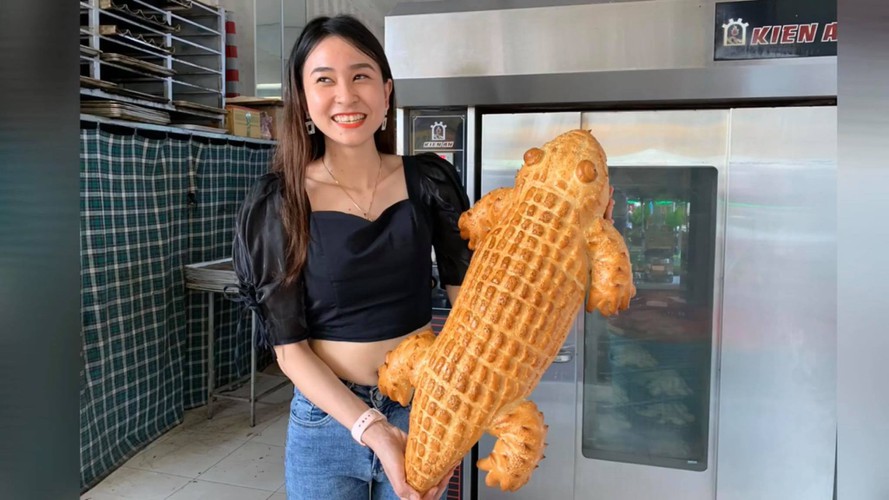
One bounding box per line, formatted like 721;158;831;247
381;117;387;131
305;118;316;135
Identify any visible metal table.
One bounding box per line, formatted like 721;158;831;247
184;257;290;426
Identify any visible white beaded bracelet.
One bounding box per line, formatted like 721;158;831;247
351;408;387;446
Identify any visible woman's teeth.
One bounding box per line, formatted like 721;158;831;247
333;114;366;123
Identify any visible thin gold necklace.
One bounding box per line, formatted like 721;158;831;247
321;153;384;220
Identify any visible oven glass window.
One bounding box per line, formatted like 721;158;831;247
581;166;718;471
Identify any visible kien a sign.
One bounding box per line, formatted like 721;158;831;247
715;0;837;60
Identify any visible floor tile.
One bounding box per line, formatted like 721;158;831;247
126;428;251;477
166;479;273;500
199;442;285;491
261;382;295;405
80;467;190;499
81;494;131;500
177;397;287;438
250;413;289;447
82;367;293;500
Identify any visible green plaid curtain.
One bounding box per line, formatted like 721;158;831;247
79;125;274;489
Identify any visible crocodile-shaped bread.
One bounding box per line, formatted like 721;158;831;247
378;129;636;494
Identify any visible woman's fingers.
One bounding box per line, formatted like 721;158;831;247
395;482;420;500
385;453;419;500
602;185;615;222
422;462;459;500
604;199;615;222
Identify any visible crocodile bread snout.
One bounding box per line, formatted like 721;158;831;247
378;129;636;494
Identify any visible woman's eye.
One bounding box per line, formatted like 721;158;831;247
316;76;332;84
354;74;370;81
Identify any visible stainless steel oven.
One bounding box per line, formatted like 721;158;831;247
471;106;835;500
390;2;837;499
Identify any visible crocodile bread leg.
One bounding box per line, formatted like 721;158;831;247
584;218;636;316
477;399;548;492
378;329;436;406
458;186;514;250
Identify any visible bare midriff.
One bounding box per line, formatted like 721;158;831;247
308;322;432;387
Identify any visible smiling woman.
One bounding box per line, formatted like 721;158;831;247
231;14;472;500
303;40;393;143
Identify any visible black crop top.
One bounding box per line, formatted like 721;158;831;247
231;153;472;348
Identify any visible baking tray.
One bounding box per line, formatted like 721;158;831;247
101;84;170;104
80;75;119;91
99;25;172;54
99;0;177;32
80;45;102;58
82;101;171;125
184;258;236;293
101;53;176;77
175;123;229;134
225;96;283;107
171;107;225;120
172;100;226;115
192;0;217;11
173;109;225;121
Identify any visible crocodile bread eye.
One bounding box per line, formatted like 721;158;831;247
575;160;597;183
523;148;544;166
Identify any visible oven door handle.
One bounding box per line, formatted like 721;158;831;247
552;346;574;363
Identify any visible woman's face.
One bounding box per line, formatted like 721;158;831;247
301;35;392;148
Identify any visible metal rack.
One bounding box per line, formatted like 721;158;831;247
80;0;226;129
184;257;290;427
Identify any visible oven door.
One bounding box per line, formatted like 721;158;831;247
477;109;728;500
573;110;726;500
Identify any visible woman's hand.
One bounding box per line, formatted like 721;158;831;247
604;186;615;222
362;422;458;500
362;422;421;500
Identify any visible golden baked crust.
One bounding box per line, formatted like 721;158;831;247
378;129;636;493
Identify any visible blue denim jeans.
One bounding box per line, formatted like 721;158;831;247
285;380;442;500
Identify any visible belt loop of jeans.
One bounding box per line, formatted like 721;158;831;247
341;379;387;409
340;378;382;406
369;386;385;409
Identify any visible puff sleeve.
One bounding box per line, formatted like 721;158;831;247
414;153;473;286
231;173;308;347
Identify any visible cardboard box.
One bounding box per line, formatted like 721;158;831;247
225;105;263;139
226;97;284;140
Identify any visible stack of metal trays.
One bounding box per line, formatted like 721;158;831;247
81;101;171;125
184;258;238;293
98;25;172;54
164;0;195;11
176;123;229;134
80;0;226;129
172;100;225;119
81;75;169;104
80;75;118;92
106;86;169;104
101;53;176;77
99;0;178;32
170;100;227;130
